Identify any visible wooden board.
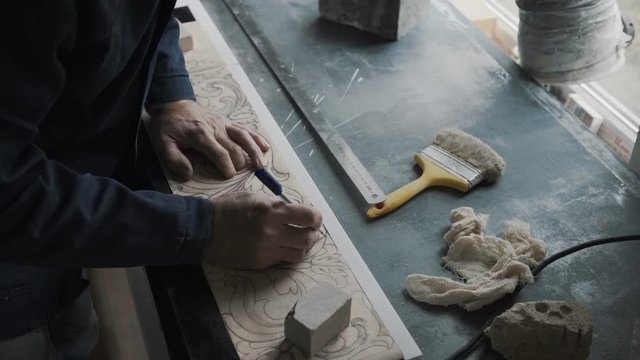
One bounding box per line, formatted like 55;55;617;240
167;1;421;359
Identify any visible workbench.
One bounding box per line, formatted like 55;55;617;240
145;0;640;358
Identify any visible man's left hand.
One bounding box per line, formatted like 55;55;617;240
147;99;270;180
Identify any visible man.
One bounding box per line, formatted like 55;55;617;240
0;1;322;359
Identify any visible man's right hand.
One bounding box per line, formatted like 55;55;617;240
204;192;323;270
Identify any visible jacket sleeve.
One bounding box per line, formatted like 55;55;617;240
0;4;211;268
146;16;196;105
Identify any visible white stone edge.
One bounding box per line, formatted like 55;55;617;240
182;0;423;358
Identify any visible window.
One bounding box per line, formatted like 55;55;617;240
450;0;640;169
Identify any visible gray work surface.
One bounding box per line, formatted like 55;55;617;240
202;0;640;358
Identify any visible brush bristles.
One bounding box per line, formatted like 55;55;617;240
432;128;505;182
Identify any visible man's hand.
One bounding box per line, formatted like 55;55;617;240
147;99;270;180
206;192;323;270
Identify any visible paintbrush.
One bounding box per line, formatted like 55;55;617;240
367;128;505;218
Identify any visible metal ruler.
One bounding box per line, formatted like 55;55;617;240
306;115;386;205
223;0;386;205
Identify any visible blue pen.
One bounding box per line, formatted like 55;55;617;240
255;168;293;204
255;168;327;237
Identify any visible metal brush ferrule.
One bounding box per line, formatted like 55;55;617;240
421;146;483;188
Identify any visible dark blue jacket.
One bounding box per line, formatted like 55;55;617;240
0;1;212;338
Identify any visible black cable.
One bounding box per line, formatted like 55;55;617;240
532;234;640;276
446;234;640;360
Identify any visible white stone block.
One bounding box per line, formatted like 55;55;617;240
319;0;430;40
284;282;352;357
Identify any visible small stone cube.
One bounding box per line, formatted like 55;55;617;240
284;282;352;357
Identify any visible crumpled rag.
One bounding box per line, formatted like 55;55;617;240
406;207;547;311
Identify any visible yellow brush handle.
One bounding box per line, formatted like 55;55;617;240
367;155;470;218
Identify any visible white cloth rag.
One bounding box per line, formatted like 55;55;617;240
406;207;547;311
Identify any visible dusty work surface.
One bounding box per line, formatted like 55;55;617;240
147;0;640;359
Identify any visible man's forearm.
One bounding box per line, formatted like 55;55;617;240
147;16;195;106
0;157;211;267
